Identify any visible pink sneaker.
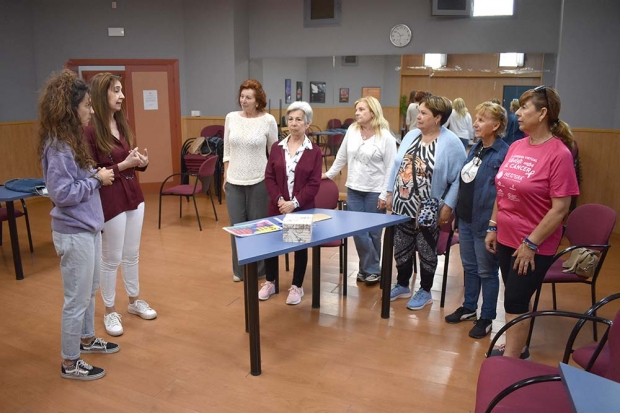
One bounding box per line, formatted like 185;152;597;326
258;281;276;301
286;285;304;305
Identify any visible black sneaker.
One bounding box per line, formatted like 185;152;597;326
61;359;106;381
487;345;531;360
364;274;381;285
356;272;368;282
444;306;477;324
469;318;493;339
80;337;120;354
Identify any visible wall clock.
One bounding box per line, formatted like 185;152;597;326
390;24;412;47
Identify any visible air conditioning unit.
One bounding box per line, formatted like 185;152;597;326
341;56;358;66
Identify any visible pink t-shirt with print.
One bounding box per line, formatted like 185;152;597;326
495;137;579;255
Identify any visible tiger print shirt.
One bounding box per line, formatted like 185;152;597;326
392;135;436;218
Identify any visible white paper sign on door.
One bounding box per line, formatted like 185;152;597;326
143;90;158;110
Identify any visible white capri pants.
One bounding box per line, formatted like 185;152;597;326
100;202;145;307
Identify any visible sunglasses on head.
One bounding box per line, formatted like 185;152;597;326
534;85;548;100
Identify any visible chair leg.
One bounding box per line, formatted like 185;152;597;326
22;204;33;253
525;285;543;348
591;284;598;341
343;238;348;296
440;252;449;308
158;194;163;229
551;283;557;310
192;195;202;231
179;196;183;218
207;189;218;221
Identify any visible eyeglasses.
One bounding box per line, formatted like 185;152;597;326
534;85;548;101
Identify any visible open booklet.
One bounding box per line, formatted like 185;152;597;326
222;214;332;237
222;219;282;237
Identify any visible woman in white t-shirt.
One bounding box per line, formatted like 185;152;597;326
445;98;474;148
223;79;278;282
405;91;426;131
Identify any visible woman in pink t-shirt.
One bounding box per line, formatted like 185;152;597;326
485;86;579;359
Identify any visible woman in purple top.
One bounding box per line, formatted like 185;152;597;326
84;73;156;338
39;69;117;381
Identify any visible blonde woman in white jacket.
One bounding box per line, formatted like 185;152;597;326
322;96;397;285
446;97;474;148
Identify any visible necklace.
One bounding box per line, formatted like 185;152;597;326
108;152;135;180
529;135;554;145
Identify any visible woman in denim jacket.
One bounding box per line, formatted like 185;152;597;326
445;102;509;339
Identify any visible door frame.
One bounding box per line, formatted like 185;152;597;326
66;59;182;178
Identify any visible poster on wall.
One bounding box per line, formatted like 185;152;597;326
339;88;349;103
361;87;381;101
285;79;292;104
296;81;303;101
310;81;326;103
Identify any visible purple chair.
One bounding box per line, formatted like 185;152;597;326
200;125;224;138
326;118;342;129
158;155;218;231
527;204;616;344
321;133;344;171
438;213;459;308
0;200;33;253
475;293;620;413
280;179;348;295
342;118;355;128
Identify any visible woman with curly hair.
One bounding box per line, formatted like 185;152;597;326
84;73;156;337
39;69;117;381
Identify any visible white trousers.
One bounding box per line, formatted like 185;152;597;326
100;202;145;308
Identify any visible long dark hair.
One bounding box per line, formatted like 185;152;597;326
90;72;135;154
37;69;94;170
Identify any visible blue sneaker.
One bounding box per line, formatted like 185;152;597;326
407;289;433;310
389;285;411;301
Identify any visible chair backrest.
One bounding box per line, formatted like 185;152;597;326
327;119;342;129
436;213;456;255
324;133;344;154
565;204;616;246
342;118;354;128
198;155;218;178
200;125;224;138
183;154;207;175
314;179;339;210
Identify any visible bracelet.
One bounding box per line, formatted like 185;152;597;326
92;173;103;185
486;226;497;232
522;237;538;251
489;219;497;225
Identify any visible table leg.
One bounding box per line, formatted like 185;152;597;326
312;246;321;308
6;201;24;281
380;226;395;319
244;262;261;375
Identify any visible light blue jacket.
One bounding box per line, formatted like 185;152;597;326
387;126;466;210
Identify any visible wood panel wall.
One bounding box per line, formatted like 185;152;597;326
573;129;620;234
0;121;40;183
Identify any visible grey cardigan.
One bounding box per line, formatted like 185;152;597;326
387;126;466;210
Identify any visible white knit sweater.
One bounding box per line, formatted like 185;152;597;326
223;111;278;186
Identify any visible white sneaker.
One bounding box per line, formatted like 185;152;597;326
233;275;242;282
258;281;276;301
127;300;158;320
286;286;304;305
103;312;123;336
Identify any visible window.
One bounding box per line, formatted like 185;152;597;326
499;53;524;67
424;54;447;69
473;0;514;17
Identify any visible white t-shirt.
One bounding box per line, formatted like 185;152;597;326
446;111;474;142
223;111;278;185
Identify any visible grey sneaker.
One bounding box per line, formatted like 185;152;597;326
61;359;105;381
356;272;368;282
80;337;120;354
364;274;381;285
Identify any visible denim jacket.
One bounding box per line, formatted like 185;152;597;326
457;137;509;236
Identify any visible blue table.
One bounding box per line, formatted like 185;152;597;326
0;186;36;280
559;362;620;413
235;208;410;375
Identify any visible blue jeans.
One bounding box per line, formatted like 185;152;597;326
346;188;384;275
459;221;500;320
53;231;101;360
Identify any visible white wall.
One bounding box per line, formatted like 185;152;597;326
555;0;620;129
248;0;562;59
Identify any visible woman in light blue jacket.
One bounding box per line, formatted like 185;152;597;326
386;95;466;310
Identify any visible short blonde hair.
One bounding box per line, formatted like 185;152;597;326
474;102;508;137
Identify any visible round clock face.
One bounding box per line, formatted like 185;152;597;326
390;24;412;47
